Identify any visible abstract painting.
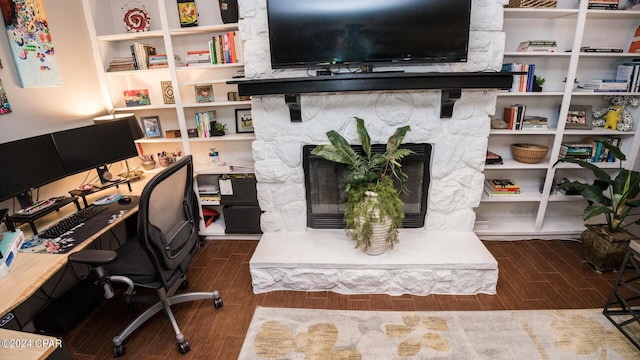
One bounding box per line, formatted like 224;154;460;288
0;0;62;88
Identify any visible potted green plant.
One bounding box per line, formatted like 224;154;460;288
311;117;413;255
533;76;545;92
210;121;227;136
554;141;640;271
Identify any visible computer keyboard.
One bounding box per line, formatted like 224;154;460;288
40;205;108;239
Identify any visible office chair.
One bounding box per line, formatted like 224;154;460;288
603;239;640;350
68;155;222;357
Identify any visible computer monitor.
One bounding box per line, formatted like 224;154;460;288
52;120;139;183
0;134;68;207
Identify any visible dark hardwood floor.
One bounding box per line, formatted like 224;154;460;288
63;239;621;359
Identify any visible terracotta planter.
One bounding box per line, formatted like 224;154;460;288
580;224;637;272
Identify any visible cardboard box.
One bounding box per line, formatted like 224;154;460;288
165;129;181;138
0;230;24;277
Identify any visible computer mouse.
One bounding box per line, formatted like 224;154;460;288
118;196;132;204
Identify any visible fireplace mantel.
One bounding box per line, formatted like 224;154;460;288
228;71;515;121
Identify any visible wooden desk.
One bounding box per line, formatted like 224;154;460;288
0;328;63;360
0;197;139;319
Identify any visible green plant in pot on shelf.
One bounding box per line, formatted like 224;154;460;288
210;121;227;136
554;141;640;272
311;117;413;255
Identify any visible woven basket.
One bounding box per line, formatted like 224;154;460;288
507;0;557;8
511;143;549;164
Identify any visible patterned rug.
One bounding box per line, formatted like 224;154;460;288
238;307;640;359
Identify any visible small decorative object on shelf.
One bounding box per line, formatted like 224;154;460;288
219;0;239;24
122;1;150;32
208;148;220;168
235;108;254;133
140;155;156;170
511;143;549;164
533;76;544;92
161;81;175;104
140;116;162;138
591;95;638;132
565;105;592;130
123;89;150;107
157;152;175;167
177;0;198;28
195;84;214;103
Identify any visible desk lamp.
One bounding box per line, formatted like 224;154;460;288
93;113;145;180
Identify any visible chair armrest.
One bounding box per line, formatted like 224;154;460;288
68;249;118;267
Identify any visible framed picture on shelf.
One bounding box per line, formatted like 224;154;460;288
123;89;151;107
161;81;175;104
565;105;592;130
235;108;254;133
140;116;162;138
195;84;214;103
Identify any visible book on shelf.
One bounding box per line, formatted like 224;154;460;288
130;42;157;70
503;104;526;130
501;63;536;92
559;143;594;160
617;61;640;92
580;46;623;53
518;40;557;53
521;115;548;130
587;0;618;9
208;31;242;65
485;179;520;190
578;79;629;92
229;158;255;173
629;26;640;54
194;110;217;137
582;136;621;163
485;150;503;165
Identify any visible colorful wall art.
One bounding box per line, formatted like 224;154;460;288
0;0;62;88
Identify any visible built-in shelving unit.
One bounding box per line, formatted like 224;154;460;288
81;0;258;238
477;2;640;239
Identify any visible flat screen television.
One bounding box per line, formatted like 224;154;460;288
0;134;68;205
52;120;138;183
266;0;472;69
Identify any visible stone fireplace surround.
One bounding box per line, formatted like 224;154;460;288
237;0;508;295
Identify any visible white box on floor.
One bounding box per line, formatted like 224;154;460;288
0;230;24;278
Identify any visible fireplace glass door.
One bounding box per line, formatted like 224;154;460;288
303;143;431;229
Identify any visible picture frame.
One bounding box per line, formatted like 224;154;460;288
235;108;254;133
161;81;175;104
565;105;592;129
195;84;214;103
140;116;163;138
123;89;151;107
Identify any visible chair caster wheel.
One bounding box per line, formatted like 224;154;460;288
114;344;125;357
180;279;189;290
213;293;223;309
178;340;191;354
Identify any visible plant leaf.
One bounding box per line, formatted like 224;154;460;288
553;158;612;183
355;117;372;160
584;205;612;220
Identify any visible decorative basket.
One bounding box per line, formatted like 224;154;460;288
506;0;557;8
511;143;549;164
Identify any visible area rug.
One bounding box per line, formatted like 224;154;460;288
238;307;640;359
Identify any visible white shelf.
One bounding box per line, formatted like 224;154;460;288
83;0;255;238
479;2;640;238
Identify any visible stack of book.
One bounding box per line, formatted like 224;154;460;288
578;79;628;92
517;40;557;53
484;179;521;197
107;56;136;72
521;116;548;130
583;136;621;163
581;46;623;53
588;0;618;9
148;54;169;68
559;143;594;160
185;50;211;66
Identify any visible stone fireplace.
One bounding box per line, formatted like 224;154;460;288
237;0;507;295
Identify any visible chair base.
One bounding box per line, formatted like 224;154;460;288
603;240;640;350
112;288;222;357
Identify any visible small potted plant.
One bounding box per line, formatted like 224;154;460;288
210;121;227;136
311;117;413;255
533;75;545;92
554;141;640;271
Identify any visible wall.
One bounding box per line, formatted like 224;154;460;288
0;1;107;224
238;0;508;233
